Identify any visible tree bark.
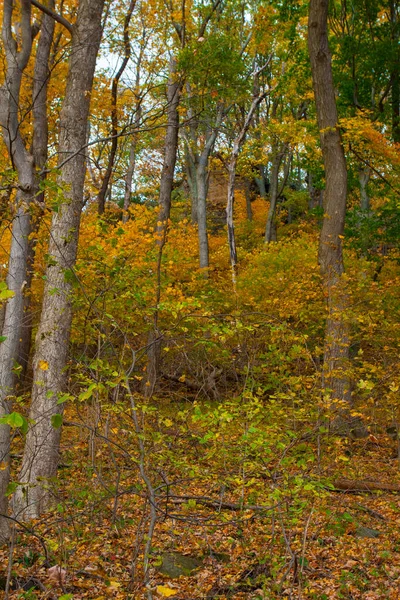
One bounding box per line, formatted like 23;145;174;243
0;0;35;544
359;165;370;211
14;0;105;521
308;0;362;425
264;146;284;243
390;0;400;143
18;7;56;377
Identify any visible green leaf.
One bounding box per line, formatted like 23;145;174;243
0;412;24;428
58;595;73;600
0;336;6;343
51;414;63;429
0;282;14;301
6;481;18;497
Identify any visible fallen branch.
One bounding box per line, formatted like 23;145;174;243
333;479;400;493
165;495;278;511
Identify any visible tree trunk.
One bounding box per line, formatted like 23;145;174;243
264;147;283;243
391;0;400;143
14;0;105;521
197;156;210;270
359;165;370;211
144;56;181;396
308;0;364;430
98;0;136;215
156;56;181;233
0;0;35;544
18;8;55;378
227;92;267;284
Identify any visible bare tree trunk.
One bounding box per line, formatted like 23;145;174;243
227;92;267;284
0;0;35;544
123;34;145;223
143;56;181;396
264;147;283;243
14;0;105;521
309;0;365;435
97;0;136;214
18;8;55;378
197;156;210;270
359;166;370;211
184;146;198;223
156;56;181;232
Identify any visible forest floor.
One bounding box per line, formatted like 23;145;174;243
1;396;400;600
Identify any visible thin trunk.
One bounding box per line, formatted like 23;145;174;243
156;57;181;232
359;165;370;211
254;165;269;198
227;91;267;283
197;157;210;270
195;105;224;271
184;144;198;223
123;37;145;223
265;148;283;243
98;0;136;214
144;56;181;397
14;0;105;521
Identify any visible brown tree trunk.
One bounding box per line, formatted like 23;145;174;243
308;0;365;434
390;0;400;143
14;0;105;521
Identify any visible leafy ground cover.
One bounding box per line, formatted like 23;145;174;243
2;394;400;599
1;194;400;599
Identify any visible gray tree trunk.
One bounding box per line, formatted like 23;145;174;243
197;156;210;270
0;0;35;544
14;0;105;521
264;148;283;243
359;166;370;211
18;8;55;377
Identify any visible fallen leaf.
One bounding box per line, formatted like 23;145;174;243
156;585;177;597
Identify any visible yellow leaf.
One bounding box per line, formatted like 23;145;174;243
108;579;121;590
0;462;8;471
179;374;186;382
156;585;177;597
38;360;49;370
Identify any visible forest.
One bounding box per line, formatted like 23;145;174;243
0;0;399;597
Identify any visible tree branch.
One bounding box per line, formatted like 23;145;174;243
30;0;73;34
